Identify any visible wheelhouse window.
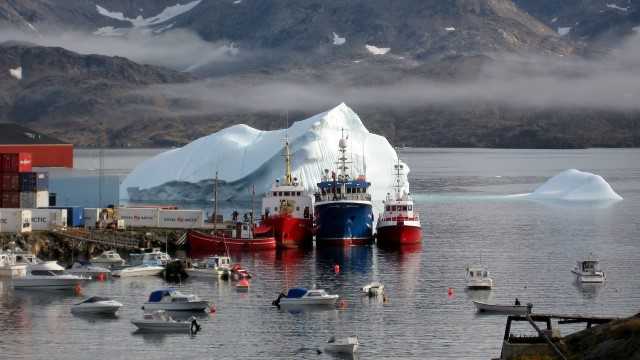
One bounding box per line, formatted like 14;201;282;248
408;205;413;211
284;191;291;196
273;192;277;196
279;192;283;196
296;192;301;196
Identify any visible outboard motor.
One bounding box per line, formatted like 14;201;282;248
272;292;286;307
190;318;201;334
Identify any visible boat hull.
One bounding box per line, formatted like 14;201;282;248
113;266;164;278
131;321;194;332
572;270;605;283
314;201;374;246
187;230;276;258
278;296;339;306
473;301;530;315
0;264;27;278
71;303;122;315
262;215;313;248
142;301;209;312
13;277;83;290
376;223;422;246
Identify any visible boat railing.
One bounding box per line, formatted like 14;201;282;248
379;215;420;222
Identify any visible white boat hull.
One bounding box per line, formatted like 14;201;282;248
473;300;531;315
278;296;339;306
467;279;493;289
131;320;195;332
13;276;83;290
572;270;605;283
142;301;209;312
113;266;164;278
71;302;122;315
325;337;359;354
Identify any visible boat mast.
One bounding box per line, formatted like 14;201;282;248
284;135;293;186
393;154;403;196
213;171;218;229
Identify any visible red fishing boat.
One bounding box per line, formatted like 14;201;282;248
376;160;422;246
261;137;314;248
187;221;276;258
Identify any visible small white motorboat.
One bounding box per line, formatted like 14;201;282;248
90;250;126;268
13;269;87;290
142;288;209;311
0;251;27;278
67;262;112;279
186;256;232;279
112;264;164;278
361;282;384;297
132;310;201;334
272;288;339;307
572;257;605;283
71;296;123;315
325;336;359;354
465;265;494;289
473;300;532;315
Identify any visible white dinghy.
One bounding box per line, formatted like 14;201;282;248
361;282;384;297
71;296;122;315
473;300;532;315
132;310;201;334
325;336;359;354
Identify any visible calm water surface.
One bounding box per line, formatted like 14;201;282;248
2;148;639;359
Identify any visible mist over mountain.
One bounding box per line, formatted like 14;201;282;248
1;0;639;148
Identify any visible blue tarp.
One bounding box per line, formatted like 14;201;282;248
286;288;308;298
148;289;174;302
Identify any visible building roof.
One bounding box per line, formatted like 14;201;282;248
0;123;68;145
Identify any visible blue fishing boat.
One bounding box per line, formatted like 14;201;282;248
314;132;374;246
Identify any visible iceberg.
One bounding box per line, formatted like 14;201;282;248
121;103;408;205
529;169;622;201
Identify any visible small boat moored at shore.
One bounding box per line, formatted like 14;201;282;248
90;250;126;268
361;282;384;297
465;265;494;289
132;310;201;334
473;300;532;315
71;296;123;315
572;256;605;283
142;288;209;311
272;287;339;307
324;336;359;354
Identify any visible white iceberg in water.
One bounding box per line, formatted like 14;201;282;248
121;103;407;203
529;169;622;201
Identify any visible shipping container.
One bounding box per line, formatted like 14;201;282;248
1;174;19;191
30;209;67;231
48;207;84;227
0;145;73;168
1;191;20;208
117;208;159;228
36;190;49;208
49;192;57;207
0;153;32;173
20;192;36;208
83;208;100;229
0;209;32;233
36;172;49;191
157;209;204;229
19;172;37;192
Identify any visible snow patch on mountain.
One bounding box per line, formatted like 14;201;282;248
445;27;456;32
121;103;407;204
365;45;390;55
95;1;201;34
9;66;22;80
605;4;629;12
333;32;346;45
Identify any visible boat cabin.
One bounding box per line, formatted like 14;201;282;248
148;289;194;303
578;260;601;273
315;177;371;203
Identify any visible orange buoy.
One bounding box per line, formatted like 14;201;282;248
74;283;82;296
209;304;217;313
447;287;454;299
334;264;340;274
338;299;347;309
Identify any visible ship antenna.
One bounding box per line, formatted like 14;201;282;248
284;134;293;186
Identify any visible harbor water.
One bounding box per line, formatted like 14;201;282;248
1;148;639;359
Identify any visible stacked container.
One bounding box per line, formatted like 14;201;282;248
0;153;31;209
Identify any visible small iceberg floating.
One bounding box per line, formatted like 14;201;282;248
529;169;622;202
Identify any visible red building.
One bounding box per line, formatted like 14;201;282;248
0;124;73;168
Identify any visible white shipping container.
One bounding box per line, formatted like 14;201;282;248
20;192;36;208
84;208;100;229
0;209;32;233
157;209;204;229
30;209;68;231
117;208;159;228
36;190;49;208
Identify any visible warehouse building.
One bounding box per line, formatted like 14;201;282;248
0;124;73;168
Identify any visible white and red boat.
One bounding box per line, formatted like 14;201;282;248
187;221;276;257
261;137;314;248
376;160;422;246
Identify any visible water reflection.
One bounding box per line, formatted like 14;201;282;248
575;282;603;300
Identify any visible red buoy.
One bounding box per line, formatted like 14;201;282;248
334;264;340;274
447;287;454;299
209;304;217;313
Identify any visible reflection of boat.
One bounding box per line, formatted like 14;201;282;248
272;288;339;307
465;265;493;289
325;336;359;354
314;131;374;246
90;250;126;268
572;257;605;283
236;279;250;292
13;269;86;290
261;137;314;249
0;251;27;278
132;310;201;333
376;159;422;246
112;264;164;278
186;256;232;279
142;289;209;311
361;282;384;297
67;262;111;278
71;296;122;315
473;300;532;315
